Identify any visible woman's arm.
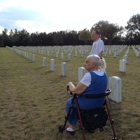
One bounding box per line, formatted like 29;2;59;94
67;82;87;94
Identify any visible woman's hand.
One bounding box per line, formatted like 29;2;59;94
67;82;87;95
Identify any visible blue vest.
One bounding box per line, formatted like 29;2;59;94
82;71;108;95
77;71;108;110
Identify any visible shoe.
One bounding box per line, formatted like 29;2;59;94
66;127;75;135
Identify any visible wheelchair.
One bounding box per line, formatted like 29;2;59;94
59;87;117;140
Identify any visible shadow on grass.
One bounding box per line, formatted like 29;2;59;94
44;70;54;75
108;100;122;139
119;72;126;77
51;75;67;84
34;66;45;70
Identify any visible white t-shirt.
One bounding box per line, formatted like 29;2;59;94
80;71;104;87
90;39;104;55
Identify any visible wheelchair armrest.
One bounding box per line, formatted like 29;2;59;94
85;90;111;98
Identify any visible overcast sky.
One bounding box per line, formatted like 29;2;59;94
0;0;140;33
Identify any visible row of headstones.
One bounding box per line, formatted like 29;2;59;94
8;45;128;73
104;45;139;58
14;46;91;58
10;46;75;61
104;45;122;53
104;45;124;53
105;46;137;73
18;45;91;56
6;46;31;59
78;67;121;103
18;45;127;53
132;46;139;57
9;45;131;64
16;45;126;61
104;46;128;72
119;46;130;72
119;45;140;72
35;57;67;77
104;45;127;57
10;48;36;62
6;46;67;76
133;45;140;51
43;58;67;75
15;45;129;59
7;46;122;103
15;45;123;59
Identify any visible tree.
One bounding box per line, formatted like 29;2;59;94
52;32;64;45
1;28;10;46
125;14;140;45
78;29;91;44
125;14;140;33
18;29;30;46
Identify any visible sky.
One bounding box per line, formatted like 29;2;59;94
0;0;140;34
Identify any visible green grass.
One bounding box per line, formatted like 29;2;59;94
0;46;140;140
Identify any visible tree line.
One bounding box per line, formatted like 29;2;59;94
0;14;140;47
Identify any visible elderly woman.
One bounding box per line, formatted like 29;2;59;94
66;54;108;134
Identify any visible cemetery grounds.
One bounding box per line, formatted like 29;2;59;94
0;46;140;140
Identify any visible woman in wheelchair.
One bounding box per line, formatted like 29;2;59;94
66;54;108;133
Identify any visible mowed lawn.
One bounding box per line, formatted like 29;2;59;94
0;47;140;140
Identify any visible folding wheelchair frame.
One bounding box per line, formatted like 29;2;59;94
59;89;117;140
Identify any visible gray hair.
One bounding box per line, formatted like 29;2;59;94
87;55;106;70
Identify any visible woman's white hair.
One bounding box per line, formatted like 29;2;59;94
100;58;106;70
87;55;106;70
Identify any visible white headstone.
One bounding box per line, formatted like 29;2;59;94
29;53;32;60
56;52;58;58
50;59;54;71
81;51;84;57
61;53;64;59
61;62;67;76
109;76;122;103
114;52;117;58
25;52;27;58
47;51;50;56
119;59;126;72
104;52;107;57
43;57;46;67
33;54;36;62
68;54;71;60
123;55;128;63
41;50;43;54
136;51;139;57
78;67;86;82
28;53;30;59
26;52;29;59
75;51;77;56
51;52;54;57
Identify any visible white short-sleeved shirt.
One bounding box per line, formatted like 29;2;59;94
80;71;104;87
90;39;104;55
